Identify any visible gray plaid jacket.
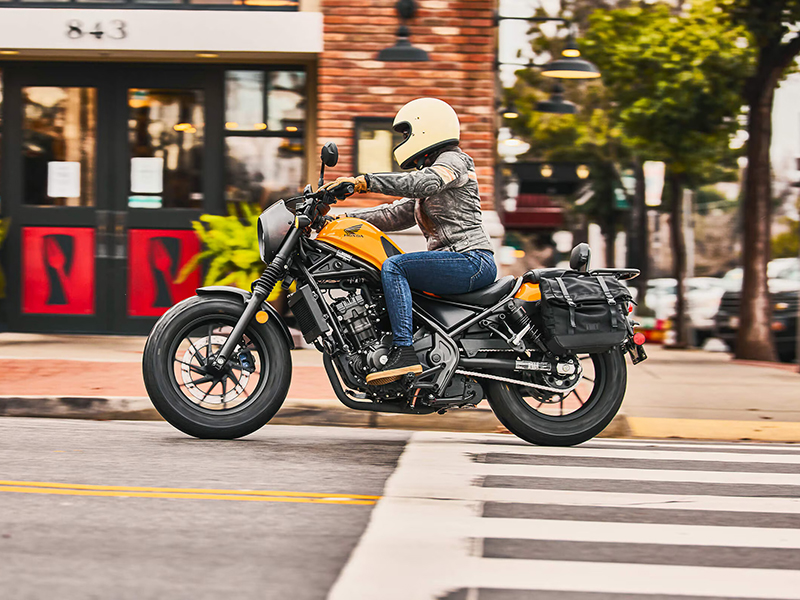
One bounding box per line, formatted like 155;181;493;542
346;147;493;254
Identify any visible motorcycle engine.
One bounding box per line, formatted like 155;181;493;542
333;290;392;376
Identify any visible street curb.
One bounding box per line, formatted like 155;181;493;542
4;397;796;442
0;395;629;437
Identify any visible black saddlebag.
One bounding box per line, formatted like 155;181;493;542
537;273;632;355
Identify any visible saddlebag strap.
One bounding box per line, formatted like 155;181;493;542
556;277;577;331
596;276;619;329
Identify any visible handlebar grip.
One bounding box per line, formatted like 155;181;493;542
339;182;355;197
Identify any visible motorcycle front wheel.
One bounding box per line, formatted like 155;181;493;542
486;347;627;446
142;295;292;439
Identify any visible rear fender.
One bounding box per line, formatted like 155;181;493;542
196;286;295;350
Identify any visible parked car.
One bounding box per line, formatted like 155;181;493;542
713;259;800;363
638;277;727;346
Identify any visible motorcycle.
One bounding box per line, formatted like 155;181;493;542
142;142;647;446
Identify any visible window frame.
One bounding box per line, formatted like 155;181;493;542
223;66;307;207
224;67;306;140
352;116;403;175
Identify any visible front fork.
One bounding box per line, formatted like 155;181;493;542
211;227;302;371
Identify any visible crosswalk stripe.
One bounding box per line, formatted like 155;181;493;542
482;502;800;528
473;435;800;453
582;439;800;453
474;487;800;514
469;445;800;465
478;463;800;486
460;558;800;599
469;517;800;548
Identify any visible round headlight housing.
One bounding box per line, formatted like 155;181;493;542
257;201;295;264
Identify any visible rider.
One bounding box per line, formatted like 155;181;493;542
323;98;497;385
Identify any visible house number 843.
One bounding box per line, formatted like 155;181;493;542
66;20;127;40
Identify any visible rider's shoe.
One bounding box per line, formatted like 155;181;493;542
366;346;423;385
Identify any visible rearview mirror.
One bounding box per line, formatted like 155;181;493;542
321;142;339;167
569;243;591;272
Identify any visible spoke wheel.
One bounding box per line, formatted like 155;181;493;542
515;354;598;420
170;318;268;414
486;347;627;446
143;295;291;439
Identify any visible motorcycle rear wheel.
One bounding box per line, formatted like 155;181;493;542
486;347;626;446
142;295;292;439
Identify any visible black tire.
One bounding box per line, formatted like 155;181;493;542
486;348;627;446
142;295;292;439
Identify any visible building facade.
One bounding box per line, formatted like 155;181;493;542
0;0;499;335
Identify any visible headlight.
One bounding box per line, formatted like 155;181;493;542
774;302;789;311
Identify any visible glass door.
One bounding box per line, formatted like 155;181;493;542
1;64;224;334
2;65;110;333
109;66;224;334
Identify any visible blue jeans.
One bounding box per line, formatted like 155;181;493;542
381;249;497;347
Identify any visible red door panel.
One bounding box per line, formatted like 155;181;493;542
22;227;96;315
128;229;201;317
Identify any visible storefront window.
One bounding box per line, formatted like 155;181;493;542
225;71;265;132
22;87;97;207
224;68;305;208
128;88;204;209
189;0;300;7
226;137;304;207
354;118;403;174
225;69;305;134
267;71;305;132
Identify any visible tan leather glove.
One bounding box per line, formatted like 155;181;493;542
321;175;368;193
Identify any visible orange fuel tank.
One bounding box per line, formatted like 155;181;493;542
316;217;404;269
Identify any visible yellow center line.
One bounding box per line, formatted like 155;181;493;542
0;481;380;505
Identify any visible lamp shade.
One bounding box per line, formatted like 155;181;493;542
541;56;600;79
377;39;429;61
562;35;581;58
535;84;577;114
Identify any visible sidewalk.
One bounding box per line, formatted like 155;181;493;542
0;332;798;441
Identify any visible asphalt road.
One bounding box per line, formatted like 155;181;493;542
3;419;800;600
0;419;408;600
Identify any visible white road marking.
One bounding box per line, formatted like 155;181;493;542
469;443;800;465
460;559;800;599
470;517;800;548
583;438;800;452
478;463;800;485
473;487;800;514
328;431;800;600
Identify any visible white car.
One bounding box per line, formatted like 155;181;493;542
637;277;727;345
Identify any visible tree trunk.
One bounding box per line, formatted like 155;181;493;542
667;166;689;348
736;66;777;361
627;157;649;309
604;208;616;269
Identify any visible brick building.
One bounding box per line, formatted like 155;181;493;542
0;0;501;334
317;0;497;213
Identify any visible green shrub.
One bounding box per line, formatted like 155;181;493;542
177;203;285;300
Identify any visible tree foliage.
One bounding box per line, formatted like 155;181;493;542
582;0;752;181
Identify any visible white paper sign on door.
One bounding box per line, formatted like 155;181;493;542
47;162;81;198
131;157;164;194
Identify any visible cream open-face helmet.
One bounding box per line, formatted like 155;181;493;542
392;98;460;170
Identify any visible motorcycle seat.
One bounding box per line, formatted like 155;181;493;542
440;276;516;306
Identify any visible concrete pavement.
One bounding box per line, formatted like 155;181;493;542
0;332;798;441
0;419;407;600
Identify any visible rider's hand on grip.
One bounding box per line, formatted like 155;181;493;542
321;175;367;195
